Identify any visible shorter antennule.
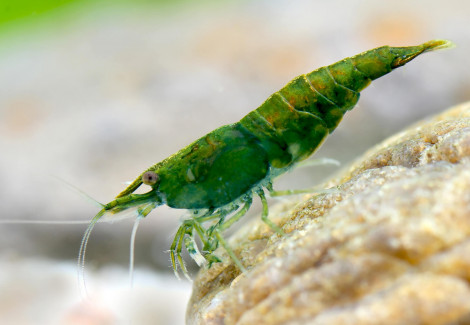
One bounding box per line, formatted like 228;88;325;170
53;176;105;208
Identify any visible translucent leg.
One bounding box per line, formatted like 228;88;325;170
195;205;239;225
170;207;242;278
294;157;340;169
217;198;252;231
170;224;191;280
184;230;206;267
266;181;339;197
192;219;209;249
170;200;255;275
257;189;285;236
213;229;247;273
202;199;252;270
266;157;340;197
268;185;327;197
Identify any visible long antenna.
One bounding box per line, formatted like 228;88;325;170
129;215;142;288
0;219;92;224
77;210;105;298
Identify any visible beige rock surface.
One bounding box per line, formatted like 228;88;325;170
187;102;470;325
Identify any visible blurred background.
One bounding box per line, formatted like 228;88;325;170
0;0;468;323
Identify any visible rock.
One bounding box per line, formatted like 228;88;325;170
187;102;470;325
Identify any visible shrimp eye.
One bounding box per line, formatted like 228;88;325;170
142;171;159;186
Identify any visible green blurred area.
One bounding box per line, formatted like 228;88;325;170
0;0;194;35
0;0;84;24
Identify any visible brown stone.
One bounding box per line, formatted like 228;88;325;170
187;102;470;325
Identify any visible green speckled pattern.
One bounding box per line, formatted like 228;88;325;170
114;40;453;210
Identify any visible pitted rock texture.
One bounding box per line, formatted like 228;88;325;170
187;102;470;325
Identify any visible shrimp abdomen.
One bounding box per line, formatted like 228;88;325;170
240;40;453;169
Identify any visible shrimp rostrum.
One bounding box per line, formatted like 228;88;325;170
82;39;453;279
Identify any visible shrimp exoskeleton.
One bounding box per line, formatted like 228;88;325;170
82;39;453;281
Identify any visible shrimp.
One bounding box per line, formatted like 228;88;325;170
80;39;453;281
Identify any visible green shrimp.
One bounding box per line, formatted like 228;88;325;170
80;39;453;281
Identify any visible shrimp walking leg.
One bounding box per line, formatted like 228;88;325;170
268;185;339;197
258;189;285;236
294;157;340;169
184;230;206;267
170;224;191;279
213;229;247;273
199;200;252;268
217;197;253;232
